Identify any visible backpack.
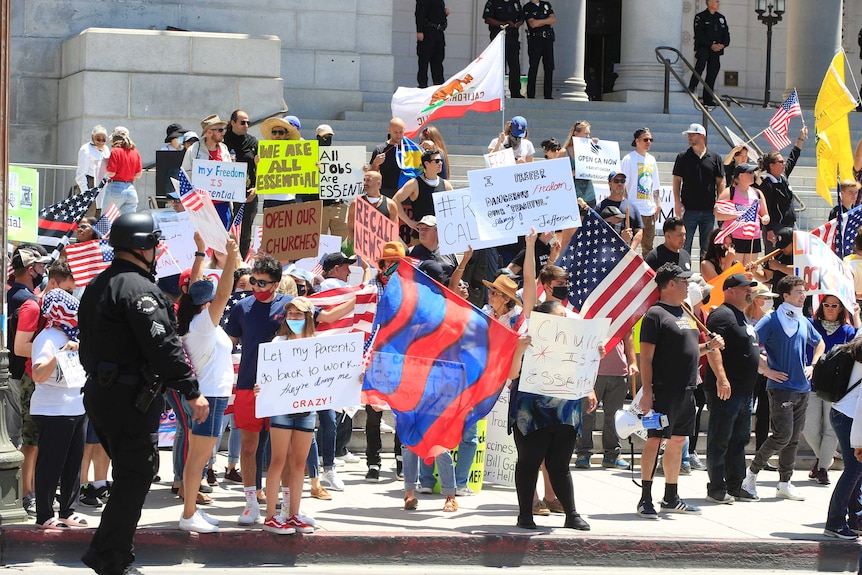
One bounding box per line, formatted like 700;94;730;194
811;344;862;402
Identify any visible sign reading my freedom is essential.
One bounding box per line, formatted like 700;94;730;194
518;312;610;401
255;332;364;417
261;201;322;263
353;197;400;265
256;139;320;195
318;146;366;200
191;160;247;202
571;137;620;182
8;166;38;243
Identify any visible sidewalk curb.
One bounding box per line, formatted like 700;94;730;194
4;527;860;570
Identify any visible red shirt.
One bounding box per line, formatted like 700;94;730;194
106;147;142;182
16;298;45;377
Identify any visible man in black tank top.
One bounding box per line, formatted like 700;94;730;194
347;170;399;242
393;150;454;231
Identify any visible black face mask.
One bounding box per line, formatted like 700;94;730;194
551;285;569;301
296;284;308;296
317;135;332;147
30;268;44;289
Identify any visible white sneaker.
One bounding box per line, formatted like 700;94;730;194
332;457;346;467
776;481;805;501
197;508;220;526
237;503;261;526
380;421;395;433
343;451;361;464
741;468;758;500
179;510;219;533
456;486;476;497
417;486;434;494
280;509;316;527
322;468;345;491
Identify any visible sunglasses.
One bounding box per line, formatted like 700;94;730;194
94;138;107;143
238;120;250;125
641;138;654;142
821;302;841;309
611;178;626;183
210;127;226;133
249;277;277;288
427;158;443;164
271;130;287;136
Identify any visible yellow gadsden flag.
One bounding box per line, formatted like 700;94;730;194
815;52;858;203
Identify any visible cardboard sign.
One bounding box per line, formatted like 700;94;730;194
484;388;516;486
7;166;38;243
256;140;320;195
518;312;610;401
793;231;856;313
318;146;365;200
571;137;621;182
261;201;322;262
353;197;400;265
191;159;247;202
255;332;364;417
483;148;516;168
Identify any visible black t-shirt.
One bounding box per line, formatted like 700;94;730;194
640;302;700;393
644;245;692;272
704;303;761;397
370;142;402;195
510;240;552;277
672;147;725;211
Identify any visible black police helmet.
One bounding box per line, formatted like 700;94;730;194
109;213;162;251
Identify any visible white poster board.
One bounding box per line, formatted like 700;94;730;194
171;177;231;251
191;160;247;202
295;234;342;272
56;351;87;389
793;231;856;313
571;137;620;182
318;146;366;200
483;388;516;487
518;313;610;401
483;148;516;168
154;214;196;279
255;332;364;417
433;188;501;254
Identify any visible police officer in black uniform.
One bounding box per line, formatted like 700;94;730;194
688;0;730;107
523;0;555;100
483;0;524;99
79;212;208;575
415;0;449;88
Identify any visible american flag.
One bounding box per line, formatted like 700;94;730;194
37;179;106;249
65;239;114;287
308;283;381;339
764;90;801;150
713;199;743;219
219;290;253;353
812;204;862;258
177;170;206;212
229;204;244;239
714;200;759;244
557;208;659;349
94;203;121;238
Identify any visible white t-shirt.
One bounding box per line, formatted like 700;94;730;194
30;327;85;416
488;136;535;162
619;151;661;216
182;312;234;397
319;277;348;292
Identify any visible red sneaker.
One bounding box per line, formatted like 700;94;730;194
282;514;314;534
263;515;295;535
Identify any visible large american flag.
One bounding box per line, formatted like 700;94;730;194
177;170;206;212
65;239;114;287
229;204;244;238
308;283;381;339
812;204;862;258
557;208;659;349
764;90;801;151
37;179;106;249
714;200;759;244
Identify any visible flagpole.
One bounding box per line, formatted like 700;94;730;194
500;26;507;133
793;88;805;127
742;129;767;147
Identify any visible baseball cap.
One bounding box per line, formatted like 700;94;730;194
189;279;217;305
631;127;650;147
655;264;692;285
682;123;706;135
734;162;758;175
380;241;406;261
751;284;779;298
723;273;758;291
417;215;437;227
316;124;334;137
774;228;794;249
286;296;314;314
607;171;626;182
321;252;357;272
510;116;527;138
285;115;302;129
600;205;624;220
11;248;51;270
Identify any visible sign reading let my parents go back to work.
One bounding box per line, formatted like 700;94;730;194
436;158;581;254
256;140;319;195
255;332;364;417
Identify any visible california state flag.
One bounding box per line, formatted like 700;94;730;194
392;33;504;138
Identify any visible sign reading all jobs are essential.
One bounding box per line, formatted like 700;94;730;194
318;146;365;200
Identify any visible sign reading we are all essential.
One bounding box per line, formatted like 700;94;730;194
256;140;320;195
261;201;322;263
318;146;365;200
191;160;247;202
353;197;400;265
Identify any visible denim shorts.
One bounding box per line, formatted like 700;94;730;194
270;411;316;432
190;396;228;438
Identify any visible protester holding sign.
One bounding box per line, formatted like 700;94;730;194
488;116;534;164
181;115;235;227
563;121;597;208
347;171;399;244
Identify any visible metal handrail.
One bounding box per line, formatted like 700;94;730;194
655;46;764;158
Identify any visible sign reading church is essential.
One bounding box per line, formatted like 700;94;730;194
318;146;366;200
261;201;322;262
191;159;247;202
256;140;320;195
353;198;400;265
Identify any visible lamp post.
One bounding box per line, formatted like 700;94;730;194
755;0;786;108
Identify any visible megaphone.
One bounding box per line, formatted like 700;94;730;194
614;409;670;440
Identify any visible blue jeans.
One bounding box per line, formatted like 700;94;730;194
305;434;320;479
105;180;138;214
419;423;478;489
315;409;337;468
826;409;862;532
705;390;752;497
682;209;715;256
403;446;455;496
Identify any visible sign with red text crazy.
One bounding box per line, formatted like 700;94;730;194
192;160;247;202
518;313;610;401
255;332;364;417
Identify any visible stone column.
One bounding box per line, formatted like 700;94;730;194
553;0;588;101
785;0;842;107
614;0;684;93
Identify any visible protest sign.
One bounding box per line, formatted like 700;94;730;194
170;177;230;251
571;137;620;181
427;419;487;494
433;188;503;254
202;268;224;285
793;231;856;312
191;159;247;202
484;389;516;486
518;312;610;401
483;148;516;168
256;140;320;195
318;146;365;200
262;201;322;262
153;213;196;279
454;158;581;252
56;350;87;389
295;234;341;273
353;197;400;265
8;166;38;242
255;332;364;417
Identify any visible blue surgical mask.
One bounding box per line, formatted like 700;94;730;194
286;319;306;334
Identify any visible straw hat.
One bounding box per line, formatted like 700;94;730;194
482;274;521;304
261;115;302;140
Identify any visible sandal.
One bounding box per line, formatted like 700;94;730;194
443;496;458;512
61;513;89;528
196;492;213;505
404;496;418;510
39;517;69;529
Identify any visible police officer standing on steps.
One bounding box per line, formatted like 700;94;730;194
524;0;555;100
688;0;730;107
79;213;208;575
415;0;449;88
483;0;524;98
